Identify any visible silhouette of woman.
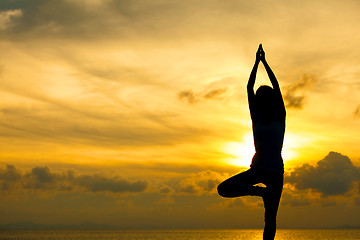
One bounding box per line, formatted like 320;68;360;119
217;44;285;240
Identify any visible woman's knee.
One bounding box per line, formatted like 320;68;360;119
218;181;236;198
217;182;227;197
217;181;243;198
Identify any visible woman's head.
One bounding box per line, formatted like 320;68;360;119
256;85;274;102
255;85;277;118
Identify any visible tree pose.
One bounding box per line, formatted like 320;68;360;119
217;44;286;240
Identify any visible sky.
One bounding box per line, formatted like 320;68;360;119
0;0;360;229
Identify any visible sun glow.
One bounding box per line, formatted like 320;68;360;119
223;132;311;167
282;132;313;163
222;132;255;167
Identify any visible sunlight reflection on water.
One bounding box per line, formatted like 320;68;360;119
0;229;359;240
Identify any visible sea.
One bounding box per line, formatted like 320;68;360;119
0;229;360;240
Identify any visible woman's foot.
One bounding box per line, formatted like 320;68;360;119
251;186;266;197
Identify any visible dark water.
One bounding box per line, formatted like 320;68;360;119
0;229;359;240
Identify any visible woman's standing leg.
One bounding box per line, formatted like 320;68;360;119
262;173;284;240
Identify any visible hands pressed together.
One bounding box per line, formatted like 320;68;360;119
256;44;266;63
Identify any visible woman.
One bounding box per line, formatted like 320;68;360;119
217;44;286;240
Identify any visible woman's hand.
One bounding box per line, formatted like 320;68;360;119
256;44;265;62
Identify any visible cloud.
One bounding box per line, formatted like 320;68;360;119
281;192;312;207
209;195;264;210
280;186;314;207
203;88;227;99
0;101;215;147
178;170;229;195
0;164;21;182
209;198;246;210
0;9;22;30
30;166;55;183
0;165;21;190
0;0;254;41
178;88;227;104
354;105;360;118
158;185;174;195
23;166;58;190
0;165;147;194
0;0;108;37
287;152;360;196
0;162;240;200
75;175;147;193
178;90;197;104
155;196;175;205
284;74;317;109
1;0;237;40
355;197;360;206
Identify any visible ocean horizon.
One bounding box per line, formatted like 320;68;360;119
1;229;360;240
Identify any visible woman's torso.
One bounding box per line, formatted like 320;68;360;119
250;117;285;173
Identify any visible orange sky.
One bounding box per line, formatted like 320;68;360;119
0;0;360;229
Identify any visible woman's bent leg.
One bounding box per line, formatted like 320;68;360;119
217;168;264;198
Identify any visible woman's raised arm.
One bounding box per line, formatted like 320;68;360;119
247;45;262;119
260;45;286;115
